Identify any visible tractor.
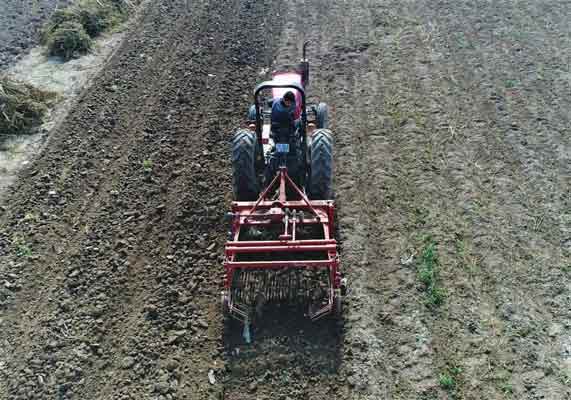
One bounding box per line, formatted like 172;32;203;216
222;42;344;332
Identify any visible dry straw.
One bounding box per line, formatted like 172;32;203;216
0;77;58;139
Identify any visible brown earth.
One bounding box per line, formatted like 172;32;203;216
1;0;570;400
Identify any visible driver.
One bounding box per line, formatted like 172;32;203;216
266;90;303;190
270;91;296;143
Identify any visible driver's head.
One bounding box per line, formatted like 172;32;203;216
283;91;295;107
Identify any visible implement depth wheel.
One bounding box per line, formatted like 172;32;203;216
334;292;343;318
232;129;259;201
221;291;230;316
308;129;333;200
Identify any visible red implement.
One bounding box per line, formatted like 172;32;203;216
222;167;341;323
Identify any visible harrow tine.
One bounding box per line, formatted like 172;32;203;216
230;268;332;318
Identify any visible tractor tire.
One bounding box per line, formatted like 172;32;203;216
247;104;257;121
316;102;329;129
308;129;333;200
232;129;259;201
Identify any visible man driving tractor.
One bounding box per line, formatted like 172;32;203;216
270;90;296;140
267;91;301;186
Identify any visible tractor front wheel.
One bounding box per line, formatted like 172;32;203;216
232;129;259;201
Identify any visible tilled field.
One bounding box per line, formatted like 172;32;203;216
1;1;570;400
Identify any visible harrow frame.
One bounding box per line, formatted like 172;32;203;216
222;167;341;323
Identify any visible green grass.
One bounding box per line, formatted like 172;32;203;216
14;238;32;258
439;365;462;392
418;236;445;307
439;373;455;390
16;245;32;258
504;79;519;89
500;382;513;394
142;159;153;173
427;286;446;306
418;241;436;283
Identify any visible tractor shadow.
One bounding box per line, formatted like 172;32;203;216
222;305;344;388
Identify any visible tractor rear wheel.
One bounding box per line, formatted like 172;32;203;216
232;129;259;201
308;129;333;200
316;103;329;129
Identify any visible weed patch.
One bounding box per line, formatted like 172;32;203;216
13;237;33;258
439;365;462;393
418;236;445;307
142;159;153;173
500;381;513;395
439;373;455;390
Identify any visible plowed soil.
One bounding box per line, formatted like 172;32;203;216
1;1;569;400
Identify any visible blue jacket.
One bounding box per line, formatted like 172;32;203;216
271;98;296;141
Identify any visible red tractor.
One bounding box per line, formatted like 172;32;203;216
222;43;345;330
